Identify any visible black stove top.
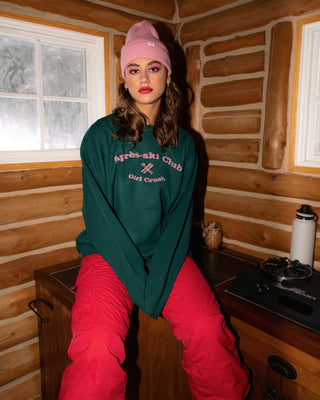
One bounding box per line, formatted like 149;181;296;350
227;258;320;333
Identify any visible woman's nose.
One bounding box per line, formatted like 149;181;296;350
140;70;150;83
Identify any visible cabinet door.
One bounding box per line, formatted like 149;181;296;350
243;351;281;399
232;317;320;400
281;377;320;400
136;310;192;400
36;284;72;400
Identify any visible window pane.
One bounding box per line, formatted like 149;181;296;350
0;98;39;150
42;44;87;97
43;100;87;149
0;35;37;94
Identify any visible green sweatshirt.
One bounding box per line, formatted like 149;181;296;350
76;114;198;319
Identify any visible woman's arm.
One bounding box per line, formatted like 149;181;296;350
77;125;148;307
144;134;198;318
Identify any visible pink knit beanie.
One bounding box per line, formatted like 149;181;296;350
121;20;172;78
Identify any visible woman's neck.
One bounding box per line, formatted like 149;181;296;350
136;100;160;126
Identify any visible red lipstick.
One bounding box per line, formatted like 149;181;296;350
139;87;153;94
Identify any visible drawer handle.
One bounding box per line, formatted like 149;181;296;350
267;355;297;380
28;298;53;323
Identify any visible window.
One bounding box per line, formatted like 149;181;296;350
290;16;320;173
0;14;108;166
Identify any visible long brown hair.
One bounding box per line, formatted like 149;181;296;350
112;80;181;151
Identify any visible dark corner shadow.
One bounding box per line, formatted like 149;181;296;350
155;22;209;259
125;305;141;400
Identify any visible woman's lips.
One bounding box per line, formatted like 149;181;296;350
139;87;153;94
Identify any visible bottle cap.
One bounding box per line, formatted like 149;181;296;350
296;204;314;219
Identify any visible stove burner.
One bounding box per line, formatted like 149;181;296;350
261;257;312;282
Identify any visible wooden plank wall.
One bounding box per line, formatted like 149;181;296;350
0;1;175;399
180;0;320;268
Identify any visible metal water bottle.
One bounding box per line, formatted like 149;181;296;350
289;204;318;267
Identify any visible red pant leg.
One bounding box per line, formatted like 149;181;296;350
162;256;250;400
58;254;134;400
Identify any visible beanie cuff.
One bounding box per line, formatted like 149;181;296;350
121;42;171;78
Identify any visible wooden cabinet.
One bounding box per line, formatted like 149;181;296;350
232;318;320;400
216;278;320;400
34;261;78;400
35;283;73;400
34;260;191;400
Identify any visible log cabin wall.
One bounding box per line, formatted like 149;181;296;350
0;1;176;398
1;0;320;399
178;0;320;269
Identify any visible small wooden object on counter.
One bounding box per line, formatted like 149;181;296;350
202;221;222;248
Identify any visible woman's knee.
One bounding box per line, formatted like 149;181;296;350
177;313;237;358
68;327;127;367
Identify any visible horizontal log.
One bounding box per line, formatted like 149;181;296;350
0;246;81;289
205;139;259;163
262;21;292;169
0;314;37;351
0;341;39;386
0;215;84;257
204;212;319;262
1;0;140;33
203;51;264;77
177;0;239;18
180;0;319;44
0;188;83;225
201;78;263;108
0;167;82;193
204;191;319;226
1;1;176;34
204;32;265;56
214;241;276;263
203;110;261;134
207;166;320;202
0;371;41;400
204;212;291;253
96;0;176;19
0;285;35;320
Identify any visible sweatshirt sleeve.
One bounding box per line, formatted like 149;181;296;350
144;133;198;318
77;124;148;307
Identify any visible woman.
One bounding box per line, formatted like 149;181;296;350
59;20;250;400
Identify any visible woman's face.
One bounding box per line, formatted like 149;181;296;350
124;57;170;119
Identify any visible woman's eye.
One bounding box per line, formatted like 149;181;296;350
128;68;139;74
150;66;160;72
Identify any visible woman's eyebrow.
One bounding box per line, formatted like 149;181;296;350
126;60;162;68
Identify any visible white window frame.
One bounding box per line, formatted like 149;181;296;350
0;15;107;166
290;16;320;173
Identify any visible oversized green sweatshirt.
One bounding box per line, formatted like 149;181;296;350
76;114;198;319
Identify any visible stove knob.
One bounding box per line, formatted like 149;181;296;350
255;282;269;296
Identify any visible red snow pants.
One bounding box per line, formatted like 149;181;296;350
58;253;250;400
